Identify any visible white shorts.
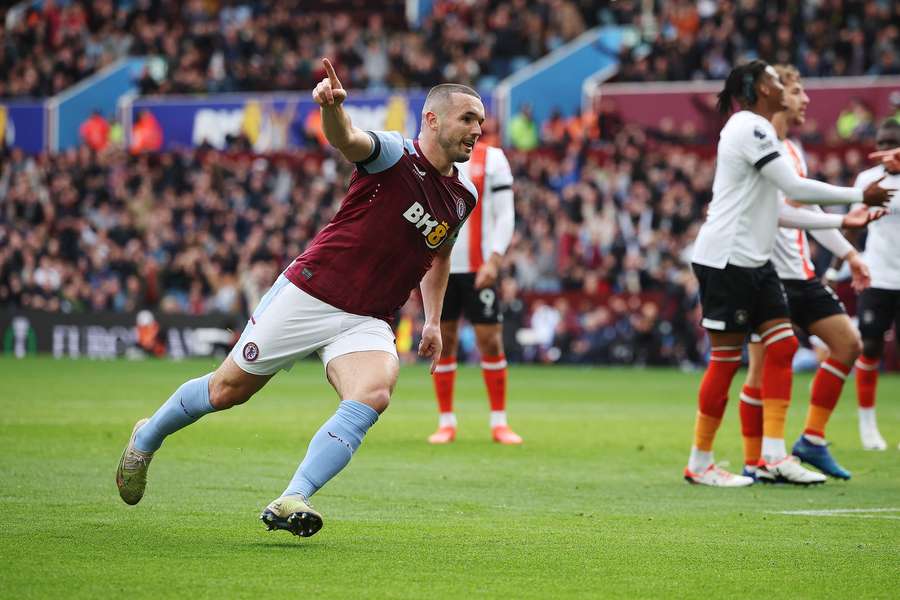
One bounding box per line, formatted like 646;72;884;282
231;275;398;375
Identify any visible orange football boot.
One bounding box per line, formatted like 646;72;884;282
428;426;457;444
492;425;523;445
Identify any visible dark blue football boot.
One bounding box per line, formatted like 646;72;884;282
792;435;851;480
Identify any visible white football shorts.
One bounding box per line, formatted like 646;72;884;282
231;275;398;375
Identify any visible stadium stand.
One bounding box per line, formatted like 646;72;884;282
613;0;900;82
1;1;897;366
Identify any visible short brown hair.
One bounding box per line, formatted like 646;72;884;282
774;64;800;86
423;83;481;115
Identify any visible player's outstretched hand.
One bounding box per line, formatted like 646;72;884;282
861;176;895;207
869;147;900;171
418;322;443;373
842;206;888;229
312;58;347;107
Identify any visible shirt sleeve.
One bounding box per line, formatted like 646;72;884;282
487;149;515;256
356;130;405;174
760;157;863;205
778;202;845;230
808;227;854;259
736;117;781;170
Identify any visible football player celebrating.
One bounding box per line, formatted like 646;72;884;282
685;60;892;487
116;59;484;537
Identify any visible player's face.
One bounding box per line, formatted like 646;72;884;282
437;93;485;163
782;79;809;125
876;128;900;173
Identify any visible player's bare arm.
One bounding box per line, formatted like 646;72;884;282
474;252;503;289
312;58;374;163
418;242;454;372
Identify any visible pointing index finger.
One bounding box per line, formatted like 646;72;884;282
322;58;341;89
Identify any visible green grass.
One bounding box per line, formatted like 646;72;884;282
1;358;898;599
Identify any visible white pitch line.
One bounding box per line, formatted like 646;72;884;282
770;508;900;520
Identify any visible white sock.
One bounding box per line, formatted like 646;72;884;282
490;411;507;428
858;407;878;431
439;412;457;428
688;447;713;473
802;433;827;446
762;437;787;463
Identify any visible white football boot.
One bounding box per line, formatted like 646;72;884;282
684;464;755;487
757;455;826;485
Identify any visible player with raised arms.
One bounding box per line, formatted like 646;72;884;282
738;64;886;482
684;59;893;487
116;58;485;538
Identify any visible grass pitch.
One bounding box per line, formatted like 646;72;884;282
1;357;898;599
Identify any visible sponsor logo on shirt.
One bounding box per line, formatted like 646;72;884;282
403;201;451;249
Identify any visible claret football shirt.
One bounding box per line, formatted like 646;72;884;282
285;131;479;321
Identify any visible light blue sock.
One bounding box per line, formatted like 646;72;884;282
283;400;379;498
134;373;215;453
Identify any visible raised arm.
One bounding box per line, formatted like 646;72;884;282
311;58;374;163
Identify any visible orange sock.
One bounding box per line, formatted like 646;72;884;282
739;385;763;466
855;356;879;409
804;358;851;438
761;325;798;441
693;346;742;451
432;357;457;414
481;354;507;412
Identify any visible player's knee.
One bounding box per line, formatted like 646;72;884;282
358;388;391;414
832;331;862;365
475;326;503;356
477;336;503;357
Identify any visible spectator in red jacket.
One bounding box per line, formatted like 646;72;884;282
79;111;110;152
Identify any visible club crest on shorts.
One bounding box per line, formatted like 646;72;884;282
734;309;749;325
243;341;260;362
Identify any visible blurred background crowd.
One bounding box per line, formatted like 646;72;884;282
2;0;898;366
4;0;898;99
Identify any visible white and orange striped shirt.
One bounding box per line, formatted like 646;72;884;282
451;145;515;274
772;139;852;280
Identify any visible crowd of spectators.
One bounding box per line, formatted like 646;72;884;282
614;0;900;82
1;0;130;98
0;109;877;366
1;0;594;99
5;1;897;100
3;0;896;365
